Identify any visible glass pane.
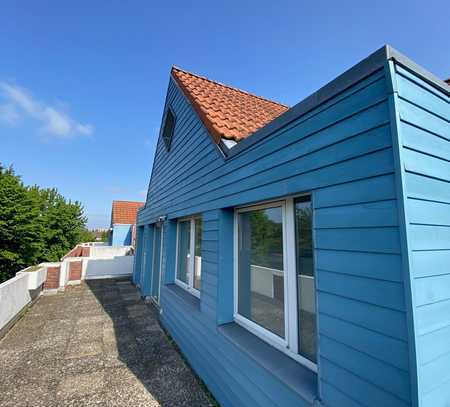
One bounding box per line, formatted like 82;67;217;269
177;220;191;284
162;109;175;151
140;228;148;287
152;225;162;300
295;197;316;362
238;206;285;338
194;218;202;290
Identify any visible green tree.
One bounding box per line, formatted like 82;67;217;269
0;164;92;283
30;186;90;262
248;209;283;270
100;229;110;242
0;165;44;282
79;228;96;243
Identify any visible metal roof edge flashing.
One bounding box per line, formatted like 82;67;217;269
386;45;450;96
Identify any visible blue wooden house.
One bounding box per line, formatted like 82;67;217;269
109;200;144;246
133;45;449;407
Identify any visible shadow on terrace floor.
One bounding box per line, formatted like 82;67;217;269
0;278;216;407
85;278;216;407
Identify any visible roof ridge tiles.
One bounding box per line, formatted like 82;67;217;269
170;66;289;143
171;66;289;109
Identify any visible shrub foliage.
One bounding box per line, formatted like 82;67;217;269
0;164;93;283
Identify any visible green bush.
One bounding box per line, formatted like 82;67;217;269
0;164;91;283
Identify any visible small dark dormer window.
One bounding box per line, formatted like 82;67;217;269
162;108;176;151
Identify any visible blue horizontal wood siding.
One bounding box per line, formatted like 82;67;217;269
135;66;415;406
393;63;450;407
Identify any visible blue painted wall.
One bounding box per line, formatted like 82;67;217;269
134;53;447;407
111;223;132;246
133;226;144;285
389;62;450;407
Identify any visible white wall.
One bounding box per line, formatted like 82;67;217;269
298;275;315;314
84;255;134;280
250;265;316;313
90;245;131;259
38;248;134;289
250;265;283;298
0;273;31;332
16;266;46;290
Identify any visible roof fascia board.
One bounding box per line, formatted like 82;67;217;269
226;45;449;160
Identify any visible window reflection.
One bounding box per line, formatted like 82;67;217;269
177;220;191;284
238;206;285;338
194;218;202;290
295;197;316;362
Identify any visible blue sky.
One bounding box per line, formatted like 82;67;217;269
1;1;448;228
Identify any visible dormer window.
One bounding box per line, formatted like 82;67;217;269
162;108;176;151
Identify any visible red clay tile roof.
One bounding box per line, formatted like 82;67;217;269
171;66;289;143
111;200;144;225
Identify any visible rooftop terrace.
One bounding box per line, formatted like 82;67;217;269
0;278;215;407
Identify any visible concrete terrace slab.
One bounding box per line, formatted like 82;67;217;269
0;279;216;407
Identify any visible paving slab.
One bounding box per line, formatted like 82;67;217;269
56;371;106;399
64;340;103;359
0;278;215;407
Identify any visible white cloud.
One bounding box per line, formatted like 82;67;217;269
76;123;94;135
0;81;93;138
0;103;20;125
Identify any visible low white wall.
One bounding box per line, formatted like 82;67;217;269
59;258;84;286
250;265;316;313
298;275;315;314
0;273;31;333
84;255;134;280
81;242;107;247
16;267;47;290
60;261;70;287
251;265;283;298
89;245;131;259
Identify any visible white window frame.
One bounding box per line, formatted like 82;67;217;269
175;216;201;298
234;196;317;372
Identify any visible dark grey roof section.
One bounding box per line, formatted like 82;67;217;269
226;45;449;160
386;45;450;94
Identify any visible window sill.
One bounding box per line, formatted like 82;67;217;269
164;284;200;311
174;279;200;299
218;322;318;405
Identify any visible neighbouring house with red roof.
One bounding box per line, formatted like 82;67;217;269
133;46;449;407
109;200;144;246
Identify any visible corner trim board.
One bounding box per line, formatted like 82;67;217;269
385;59;420;407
